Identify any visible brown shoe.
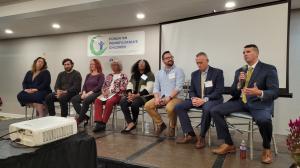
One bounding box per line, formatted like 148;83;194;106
155;122;167;136
195;137;206;149
261;149;272;164
212;144;236;155
164;127;176;137
176;134;196;144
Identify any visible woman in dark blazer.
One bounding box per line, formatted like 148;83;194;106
17;57;51;117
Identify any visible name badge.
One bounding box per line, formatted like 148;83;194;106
141;74;148;80
168;73;175;79
204;80;213;87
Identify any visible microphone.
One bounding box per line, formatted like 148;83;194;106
238;65;248;90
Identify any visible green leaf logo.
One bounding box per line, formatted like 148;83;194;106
90;36;107;56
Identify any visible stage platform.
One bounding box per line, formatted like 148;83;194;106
85;119;293;168
0;117;294;168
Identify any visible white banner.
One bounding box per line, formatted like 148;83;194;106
88;31;145;57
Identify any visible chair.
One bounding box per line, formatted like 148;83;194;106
25;104;36;120
87;103;94;126
53;101;72;116
151;80;193;136
187;108;213;147
226;103;278;160
182;80;211;145
67;102;72;116
111;105;119;130
139;106;147;133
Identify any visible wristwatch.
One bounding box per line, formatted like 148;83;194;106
204;97;209;102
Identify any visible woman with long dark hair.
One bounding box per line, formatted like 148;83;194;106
17;57;52;117
119;59;155;133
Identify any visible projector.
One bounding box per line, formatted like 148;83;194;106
9;116;77;147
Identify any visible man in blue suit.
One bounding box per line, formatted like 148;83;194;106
211;44;279;164
174;52;224;149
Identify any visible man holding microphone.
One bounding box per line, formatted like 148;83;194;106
210;44;279;164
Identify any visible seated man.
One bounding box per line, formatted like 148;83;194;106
211;44;279;164
45;58;82;117
144;51;185;137
174;52;224;148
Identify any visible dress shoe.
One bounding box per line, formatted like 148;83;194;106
176;134;196;144
93;122;106;133
83;115;90;127
261;149;272;164
121;125;136;134
76;114;90;127
155;122;167;136
195;137;206;149
212;144;236;155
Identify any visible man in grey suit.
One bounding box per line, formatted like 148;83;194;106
211;44;279;164
174;52;224;148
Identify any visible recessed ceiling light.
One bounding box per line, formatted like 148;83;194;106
5;29;13;34
52;23;61;29
225;1;236;8
136;13;145;19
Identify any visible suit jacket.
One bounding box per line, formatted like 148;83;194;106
230;61;279;109
189;66;224;101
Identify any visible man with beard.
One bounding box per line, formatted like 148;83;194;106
45;58;82;117
145;51;185;137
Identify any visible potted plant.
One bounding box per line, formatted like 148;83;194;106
287;118;300;167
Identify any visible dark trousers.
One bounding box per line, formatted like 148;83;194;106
174;99;223;137
210;99;273;149
71;93;100;117
45;92;77;117
120;96;145;124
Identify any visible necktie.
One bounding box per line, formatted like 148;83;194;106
242;67;254;103
201;73;205;98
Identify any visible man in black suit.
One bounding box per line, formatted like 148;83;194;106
174;52;224;148
211;44;279;164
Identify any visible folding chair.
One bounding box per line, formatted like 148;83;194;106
226;103;278;160
25;104;36;120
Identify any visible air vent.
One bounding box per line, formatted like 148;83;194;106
42;125;73;143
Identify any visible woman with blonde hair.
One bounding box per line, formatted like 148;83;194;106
17;57;51;117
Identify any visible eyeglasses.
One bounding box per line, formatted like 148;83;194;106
163;56;174;60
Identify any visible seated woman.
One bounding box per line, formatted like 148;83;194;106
120;59;155;133
17;57;51;117
72;59;105;126
93;59;128;132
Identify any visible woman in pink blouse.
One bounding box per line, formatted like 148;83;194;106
93;59;128;132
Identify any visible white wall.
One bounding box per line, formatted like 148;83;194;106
273;9;300;134
0;10;300;135
0;25;160;116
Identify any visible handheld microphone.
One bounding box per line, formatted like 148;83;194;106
238;65;248;89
